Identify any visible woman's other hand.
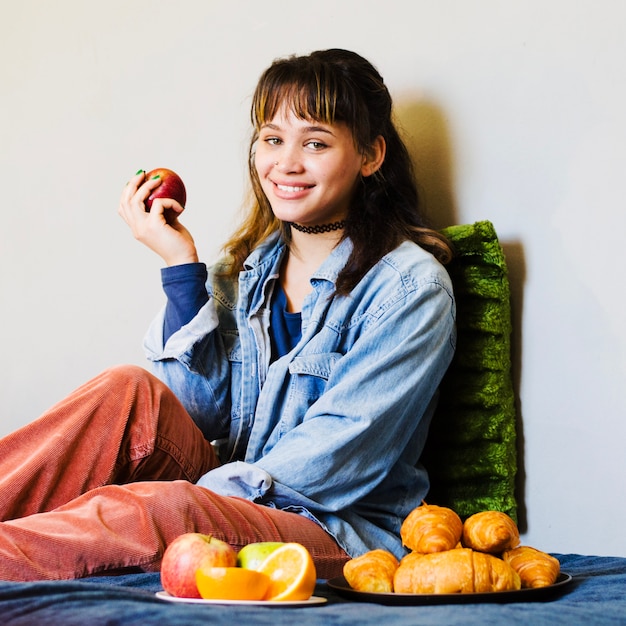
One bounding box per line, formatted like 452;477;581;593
118;170;199;266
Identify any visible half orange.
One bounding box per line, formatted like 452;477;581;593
195;566;270;601
257;542;317;601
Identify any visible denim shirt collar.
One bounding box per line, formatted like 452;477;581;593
243;231;354;286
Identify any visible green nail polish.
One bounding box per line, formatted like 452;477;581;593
135;169;145;175
151;174;161;180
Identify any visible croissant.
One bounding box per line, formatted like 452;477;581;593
502;546;560;588
394;548;521;594
343;549;399;593
400;503;463;553
462;510;520;553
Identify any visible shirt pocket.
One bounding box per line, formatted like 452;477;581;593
285;352;342;412
272;352;342;439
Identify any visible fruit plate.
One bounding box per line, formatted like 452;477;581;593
155;591;327;607
326;573;573;605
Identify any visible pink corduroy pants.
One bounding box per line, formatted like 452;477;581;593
0;365;349;581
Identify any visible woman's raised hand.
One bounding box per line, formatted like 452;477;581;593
118;170;199;266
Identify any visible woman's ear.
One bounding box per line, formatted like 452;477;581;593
361;136;386;177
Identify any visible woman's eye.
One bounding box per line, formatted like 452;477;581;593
264;137;281;145
306;141;328;150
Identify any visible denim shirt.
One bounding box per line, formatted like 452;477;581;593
144;233;456;559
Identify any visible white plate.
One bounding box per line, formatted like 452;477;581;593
155;591;327;607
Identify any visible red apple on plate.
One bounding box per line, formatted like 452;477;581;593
160;533;237;598
144;167;187;222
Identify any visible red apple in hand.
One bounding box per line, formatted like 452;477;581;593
144;167;187;222
160;533;237;598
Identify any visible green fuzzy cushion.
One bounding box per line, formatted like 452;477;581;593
422;220;518;521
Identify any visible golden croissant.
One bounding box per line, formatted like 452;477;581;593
400;503;463;553
502;546;560;588
462;510;520;553
343;549;399;593
394;548;521;594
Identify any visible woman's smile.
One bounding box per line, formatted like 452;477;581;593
271;180;315;200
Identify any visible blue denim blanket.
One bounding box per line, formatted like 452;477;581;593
0;554;624;625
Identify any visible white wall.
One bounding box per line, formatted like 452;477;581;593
1;0;625;557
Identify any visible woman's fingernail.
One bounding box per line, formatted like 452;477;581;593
151;174;161;180
135;169;145;175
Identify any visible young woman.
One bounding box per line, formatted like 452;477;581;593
0;49;455;581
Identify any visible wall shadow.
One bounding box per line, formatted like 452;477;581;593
393;98;459;229
395;97;528;528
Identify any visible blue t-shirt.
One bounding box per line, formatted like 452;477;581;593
269;282;302;359
161;263;301;360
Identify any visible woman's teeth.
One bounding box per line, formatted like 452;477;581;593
277;184;308;192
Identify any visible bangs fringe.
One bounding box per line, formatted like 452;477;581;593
252;67;341;129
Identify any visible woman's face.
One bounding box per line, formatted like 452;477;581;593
254;105;368;227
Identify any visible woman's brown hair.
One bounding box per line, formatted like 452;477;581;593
222;48;453;295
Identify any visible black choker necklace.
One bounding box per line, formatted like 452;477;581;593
288;220;346;234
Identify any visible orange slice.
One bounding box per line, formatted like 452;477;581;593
257;542;317;601
195;566;270;601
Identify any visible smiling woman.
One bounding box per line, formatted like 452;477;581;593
0;48;456;584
